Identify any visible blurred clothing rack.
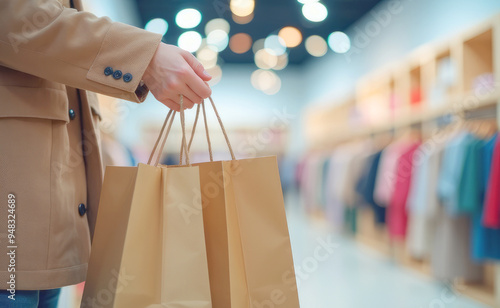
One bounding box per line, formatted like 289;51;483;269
303;12;500;307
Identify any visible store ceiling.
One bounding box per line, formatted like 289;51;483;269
134;0;383;64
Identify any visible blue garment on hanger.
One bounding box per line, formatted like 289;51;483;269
437;132;474;216
356;150;386;224
471;134;500;261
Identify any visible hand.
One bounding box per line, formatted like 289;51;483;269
142;43;212;111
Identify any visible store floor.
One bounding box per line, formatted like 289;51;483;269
285;191;488;308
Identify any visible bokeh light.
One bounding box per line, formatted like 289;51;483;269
254;49;278;69
196;46;218;69
206;65;222;86
278;27;303;48
302;2;328;22
229;33;253;54
328;31;351;53
251;69;282;95
264;35;287;56
175;8;202;29
252;38;266;54
145;18;168;36
305;35;328;57
178;31;202;53
205;18;230;35
274;53;289;70
232;13;254;25
207;29;229;52
230;0;255;17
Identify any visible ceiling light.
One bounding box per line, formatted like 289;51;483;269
298;0;319;3
230;0;255;17
232;13;254;24
254;49;278;69
278;27;302;48
328;31;351;54
178;31;202;53
145;18;168;36
302;2;328;22
264;35;287;56
175;8;202;29
229;33;253;54
207;29;229;52
305;35;327;57
205;18;230;35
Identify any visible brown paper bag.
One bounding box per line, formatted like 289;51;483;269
81;108;211;308
187;98;300;307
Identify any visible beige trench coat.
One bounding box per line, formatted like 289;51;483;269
0;0;161;290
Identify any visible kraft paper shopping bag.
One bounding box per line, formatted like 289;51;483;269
186;98;300;307
82;105;212;308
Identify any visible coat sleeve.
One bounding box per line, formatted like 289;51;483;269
0;0;162;103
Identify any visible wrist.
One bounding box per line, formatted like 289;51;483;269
142;43;162;87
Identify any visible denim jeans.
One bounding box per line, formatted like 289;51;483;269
0;289;61;308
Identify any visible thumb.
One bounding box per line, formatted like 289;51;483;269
185;52;212;81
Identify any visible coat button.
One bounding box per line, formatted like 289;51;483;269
78;203;86;216
69;109;76;120
123;73;133;83
113;70;123;80
104;66;113;76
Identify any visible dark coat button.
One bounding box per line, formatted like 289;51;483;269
78;203;86;216
69;109;76;120
123;73;133;83
104;66;113;76
113;70;123;80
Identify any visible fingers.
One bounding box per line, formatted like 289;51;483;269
185;69;212;100
163;99;180;111
183;51;212;81
161;93;195;111
182;52;213;98
180;83;202;106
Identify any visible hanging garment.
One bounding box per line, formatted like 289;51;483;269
374;141;415;207
301;155;324;212
472;134;500;260
325;152;344;227
324;145;358;228
458;138;485;213
342;149;370;207
483;136;500;228
431;206;483;282
320;156;331;209
432;133;483;281
406;141;442;259
387;142;420;239
356;150;386;224
437;132;475;216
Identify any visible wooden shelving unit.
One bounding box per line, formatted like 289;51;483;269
305;13;500;307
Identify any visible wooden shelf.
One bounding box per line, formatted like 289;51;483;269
306;14;500;148
314;89;500;148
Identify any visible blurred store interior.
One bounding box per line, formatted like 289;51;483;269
62;0;500;307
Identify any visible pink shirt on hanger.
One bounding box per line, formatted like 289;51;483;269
374;141;415;207
388;142;421;239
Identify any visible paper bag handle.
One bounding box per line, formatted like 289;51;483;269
148;95;236;166
147;95;190;167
